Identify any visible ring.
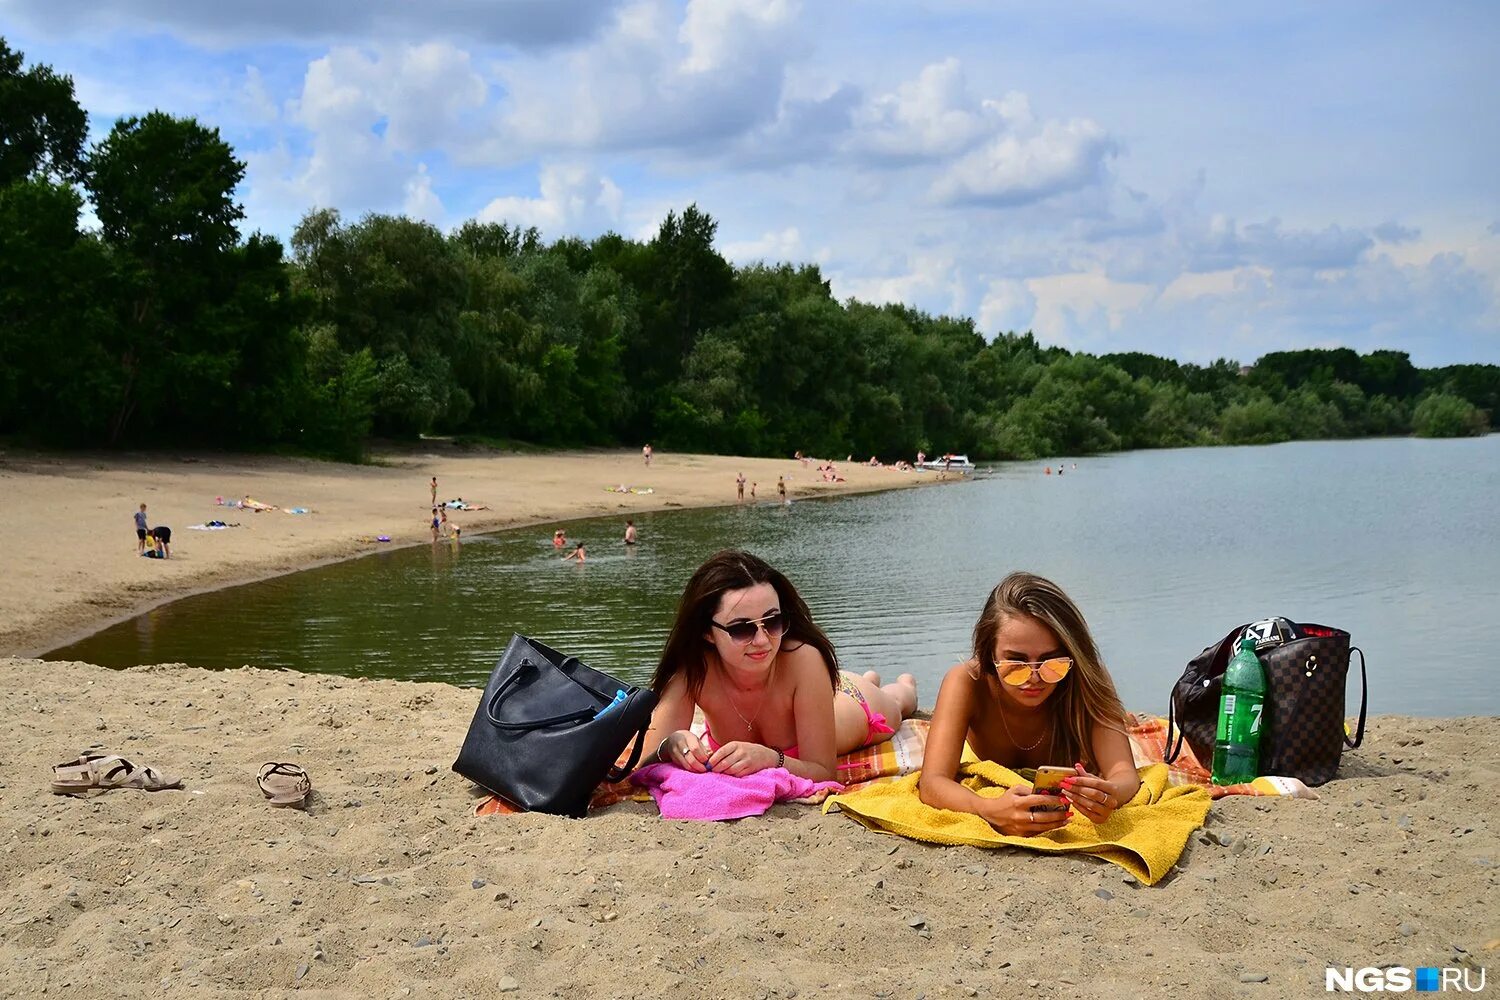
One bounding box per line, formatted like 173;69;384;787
1029;807;1035;821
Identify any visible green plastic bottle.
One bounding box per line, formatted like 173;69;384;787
1212;637;1267;785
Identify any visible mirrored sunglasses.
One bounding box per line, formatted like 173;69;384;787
998;657;1073;687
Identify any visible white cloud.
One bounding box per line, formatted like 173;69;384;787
977;278;1038;335
932;118;1116;207
722;227;803;264
1026;272;1154;348
477;163;624;237
240;43;485;223
403;163;445;223
474;0;802;162
846;58;997;162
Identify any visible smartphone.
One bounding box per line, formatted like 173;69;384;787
1030;765;1074;810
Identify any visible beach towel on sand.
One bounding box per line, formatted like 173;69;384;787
1126;712;1317;799
474;718;933;816
629;764;844;821
471;713;1307;818
822;762;1210;885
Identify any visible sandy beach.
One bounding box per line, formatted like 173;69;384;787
0;445;925;658
0;446;1495;999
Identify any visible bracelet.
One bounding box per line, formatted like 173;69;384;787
776;749;786;769
658;737;672;761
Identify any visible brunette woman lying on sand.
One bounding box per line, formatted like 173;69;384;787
919;571;1140;836
639;550;918;782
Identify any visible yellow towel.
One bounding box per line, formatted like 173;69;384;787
822;762;1210;885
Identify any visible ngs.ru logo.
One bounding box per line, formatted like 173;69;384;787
1326;967;1487;992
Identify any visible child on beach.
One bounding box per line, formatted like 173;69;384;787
918;571;1139;836
639;550;917;782
135;503;149;553
431;508;441;542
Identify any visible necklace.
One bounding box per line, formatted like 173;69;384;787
721;656;776;733
996;691;1049;752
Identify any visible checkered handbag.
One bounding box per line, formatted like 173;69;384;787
1165;621;1368;786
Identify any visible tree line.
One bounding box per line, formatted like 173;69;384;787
2;39;1494;462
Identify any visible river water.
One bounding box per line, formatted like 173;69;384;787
47;436;1500;717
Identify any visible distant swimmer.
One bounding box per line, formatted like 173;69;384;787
553;529;566;548
563;541;587;563
624;519;638;545
1045;466;1052;475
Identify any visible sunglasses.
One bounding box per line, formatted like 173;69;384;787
997;657;1073;687
710;611;788;645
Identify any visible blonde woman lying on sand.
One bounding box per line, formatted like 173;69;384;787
919;571;1141;836
639;550;918;783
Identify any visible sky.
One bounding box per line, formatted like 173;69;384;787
4;0;1498;366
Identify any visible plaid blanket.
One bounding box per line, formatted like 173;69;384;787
1125;712;1318;799
473;711;1314;817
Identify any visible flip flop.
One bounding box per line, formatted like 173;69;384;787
257;762;312;807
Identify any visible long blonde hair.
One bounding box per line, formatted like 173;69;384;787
971;571;1125;770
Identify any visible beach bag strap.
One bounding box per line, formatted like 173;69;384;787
484;656;600;731
1344;646;1368;750
604;726;650;784
1164;689;1185;764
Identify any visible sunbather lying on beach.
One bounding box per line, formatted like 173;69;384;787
919;571;1140;836
638;550;917;783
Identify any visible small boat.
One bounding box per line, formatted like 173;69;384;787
917;454;976;473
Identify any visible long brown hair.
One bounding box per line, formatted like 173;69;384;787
652;550;839;698
971;571;1125;770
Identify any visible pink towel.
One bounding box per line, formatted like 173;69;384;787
629;764;844;821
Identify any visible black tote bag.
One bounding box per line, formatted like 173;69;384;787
452;634;657;817
1165;619;1368;786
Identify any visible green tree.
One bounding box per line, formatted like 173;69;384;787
0;37;88;184
1412;393;1488;438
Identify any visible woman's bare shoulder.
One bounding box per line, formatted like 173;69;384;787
777;641;832;680
939;660;983;690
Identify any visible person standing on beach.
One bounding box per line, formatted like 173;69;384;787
134;503;149;553
777;476;787;505
643;443;653;466
440;507;450;536
624;520;638;546
736;472;746;502
430;476;438;506
431;507;441;542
